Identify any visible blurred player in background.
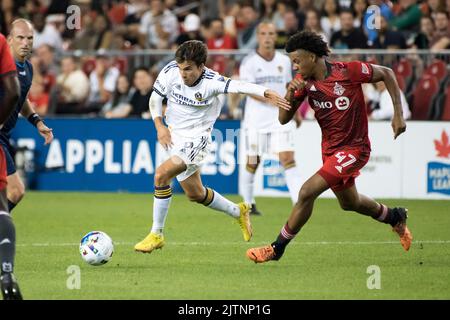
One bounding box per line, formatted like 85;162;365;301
3;19;53;213
134;40;291;253
0;32;22;300
247;31;412;263
240;22;302;215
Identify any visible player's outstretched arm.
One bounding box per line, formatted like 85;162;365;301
149;91;173;150
224;80;291;111
371;64;406;139
263;89;291;111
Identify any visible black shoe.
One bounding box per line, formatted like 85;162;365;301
250;204;263;216
1;273;23;300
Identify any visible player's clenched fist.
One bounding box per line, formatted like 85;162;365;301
287;78;307;93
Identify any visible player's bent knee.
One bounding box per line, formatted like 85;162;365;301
154;169;170;186
298;186;316;203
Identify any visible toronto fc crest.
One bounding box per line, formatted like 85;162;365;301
333;82;345;96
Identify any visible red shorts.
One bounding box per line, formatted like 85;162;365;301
0;147;7;191
318;148;370;192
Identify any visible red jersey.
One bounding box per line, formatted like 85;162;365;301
0;33;16;77
295;60;373;155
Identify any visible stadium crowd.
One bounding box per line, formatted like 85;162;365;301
0;0;449;120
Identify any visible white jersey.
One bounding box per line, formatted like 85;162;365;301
240;51;293;131
153;61;266;138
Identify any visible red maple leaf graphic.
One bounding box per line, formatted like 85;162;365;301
434;130;450;158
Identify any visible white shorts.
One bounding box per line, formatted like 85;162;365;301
244;127;295;157
169;130;211;182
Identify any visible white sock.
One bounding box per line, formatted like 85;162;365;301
151;186;172;234
241;165;256;204
203;188;240;218
284;165;302;204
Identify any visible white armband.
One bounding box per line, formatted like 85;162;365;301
149;91;164;119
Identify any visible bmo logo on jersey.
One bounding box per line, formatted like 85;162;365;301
312;99;333;109
335;96;350;110
312;96;350;110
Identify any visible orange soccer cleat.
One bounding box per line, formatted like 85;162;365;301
392;208;413;251
246;245;277;263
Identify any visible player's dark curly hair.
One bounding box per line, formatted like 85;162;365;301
175;40;208;66
285;30;330;57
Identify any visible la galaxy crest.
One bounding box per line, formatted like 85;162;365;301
195;92;203;101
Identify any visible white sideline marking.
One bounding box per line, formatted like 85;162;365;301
16;240;450;247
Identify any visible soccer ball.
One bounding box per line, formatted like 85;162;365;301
79;231;114;266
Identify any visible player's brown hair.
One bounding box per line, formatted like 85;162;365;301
175;40;207;67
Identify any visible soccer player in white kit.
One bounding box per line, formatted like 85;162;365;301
135;40;291;253
240;22;302;215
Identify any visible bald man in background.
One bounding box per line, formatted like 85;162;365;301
3;19;53;214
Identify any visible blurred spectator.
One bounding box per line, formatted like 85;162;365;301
430;10;450;50
50;56;90;114
222;2;240;38
260;0;284;30
296;0;314;30
421;0;446;21
32;12;64;51
352;0;368;29
35;44;59;92
85;55;120;114
237;3;259;49
139;0;179;49
390;0;422;32
206;17;238;75
372;15;407;49
175;13;204;46
72;14;114;50
117;0;150;48
28;79;49;116
46;0;70;14
0;0;18;34
330;9;368;49
128;68;154;118
320;0;341;41
304;9;328;43
17;0;42;21
276;9;299;48
102;74;135;118
365;0;394;46
369;81;411;120
413;16;435;49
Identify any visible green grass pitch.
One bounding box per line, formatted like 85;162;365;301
12;192;450;299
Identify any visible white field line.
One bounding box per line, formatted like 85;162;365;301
17;240;450;247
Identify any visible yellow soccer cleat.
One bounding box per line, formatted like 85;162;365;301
237;202;252;242
134;232;165;253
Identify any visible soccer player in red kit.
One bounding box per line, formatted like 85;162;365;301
247;31;412;263
0;32;22;299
